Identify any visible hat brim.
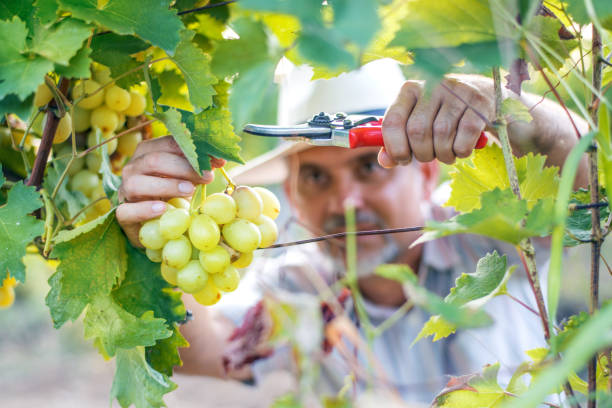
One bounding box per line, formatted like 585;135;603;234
229;141;314;186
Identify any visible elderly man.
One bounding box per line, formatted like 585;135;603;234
116;60;587;404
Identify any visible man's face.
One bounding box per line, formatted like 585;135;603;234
285;146;436;273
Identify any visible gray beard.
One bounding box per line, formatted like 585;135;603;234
324;233;402;279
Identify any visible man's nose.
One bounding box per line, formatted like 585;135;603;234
327;176;366;214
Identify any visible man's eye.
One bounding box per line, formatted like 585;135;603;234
357;158;383;178
300;166;330;187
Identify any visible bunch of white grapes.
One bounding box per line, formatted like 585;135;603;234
139;186;281;306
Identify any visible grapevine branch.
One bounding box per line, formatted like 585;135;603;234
587;25;603;408
27;78;70;189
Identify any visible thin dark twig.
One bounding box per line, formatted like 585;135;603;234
261;226;424;250
177;0;238;15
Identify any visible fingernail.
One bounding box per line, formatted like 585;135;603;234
397;158;412;166
178;182;195;194
152;202;166;213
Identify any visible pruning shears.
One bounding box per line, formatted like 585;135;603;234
243;112;488;150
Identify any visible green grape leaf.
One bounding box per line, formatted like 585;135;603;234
332;0;380;48
154;108;200;174
417;189;553;245
54;46;92;79
90;33;149;88
229;60;278;129
0;173;44;282
296;29;356;70
84;295;171;357
146;325;189;377
0;0;35;31
445;251;510;306
211;17;268;78
170;29;217;112
374;264;416;283
564;190;611;247
113;244;186;325
46;213;127;327
445;144;559;212
566;0;612;27
403;273;492;329
0;16;53;100
389;0;499;49
413;315;457;344
432;363;511;407
111;347;177;408
184;84;244;170
501;98;533;123
57;0;183;54
154;70;192;112
0;164;5;187
524;16;578;70
0;94;33;121
33;0;59;26
30;18;92;66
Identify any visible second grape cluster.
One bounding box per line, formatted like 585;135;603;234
139;185;280;306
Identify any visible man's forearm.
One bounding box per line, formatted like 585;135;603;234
508;91;589;188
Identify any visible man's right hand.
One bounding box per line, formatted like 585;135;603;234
116;136;225;247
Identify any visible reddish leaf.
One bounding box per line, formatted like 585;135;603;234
505;59;530;95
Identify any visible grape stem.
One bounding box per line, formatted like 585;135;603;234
219;167;236;193
260;226;424;250
176;0;238;15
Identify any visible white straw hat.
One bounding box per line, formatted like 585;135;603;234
231;58;407;185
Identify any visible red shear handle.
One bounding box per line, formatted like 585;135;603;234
348;120;488;150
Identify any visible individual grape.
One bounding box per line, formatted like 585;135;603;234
70;169;99;196
71;79;104;109
116;131;142;157
161;263;179;286
87;129;117;155
124;91;147;116
90;184;111;213
193;280;222;306
116;112;126;131
90;106;119;134
212;265;240;292
254;215;278;248
92;64;112;85
177;260;208;293
160;208;191;240
199;245;230;274
105;85;131;112
222;219;261;253
34;82;53;107
232;252;253;269
139;219;166;250
73;107;91;132
189;214;220;251
0;284;15;308
232;186;263;221
86;152;102;172
167;197;190;210
162;236;192;269
146;248;163;263
53;113;72;144
254;187;281;220
202;193;236;224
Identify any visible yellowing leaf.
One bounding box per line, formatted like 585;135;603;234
501;98;533;124
445;144;559;212
413;315;456;344
433;363;511;407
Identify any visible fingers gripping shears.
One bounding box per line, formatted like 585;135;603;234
243;112;488;150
